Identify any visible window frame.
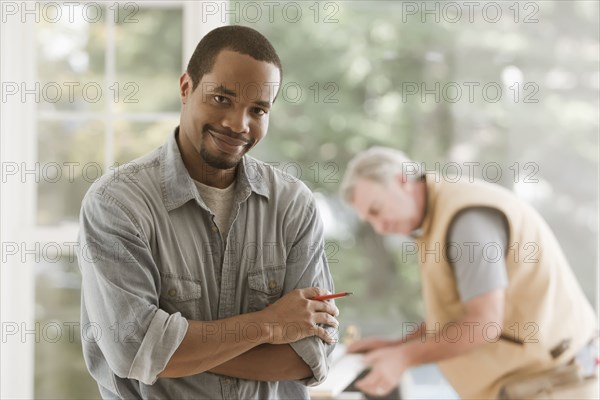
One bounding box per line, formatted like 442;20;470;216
0;1;224;396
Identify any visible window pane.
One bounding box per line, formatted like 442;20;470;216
36;7;106;112
246;0;599;326
35;256;99;399
36;120;104;225
114;8;183;113
244;2;597;395
114;119;179;165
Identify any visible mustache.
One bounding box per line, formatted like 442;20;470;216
204;125;253;145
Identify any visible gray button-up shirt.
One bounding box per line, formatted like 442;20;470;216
78;128;335;399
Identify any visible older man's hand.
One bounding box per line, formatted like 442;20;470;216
354;345;408;397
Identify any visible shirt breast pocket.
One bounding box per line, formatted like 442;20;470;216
159;274;204;320
247;265;286;312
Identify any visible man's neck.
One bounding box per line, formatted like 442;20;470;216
413;179;428;230
176;130;237;189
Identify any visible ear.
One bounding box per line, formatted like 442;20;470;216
179;72;192;104
395;173;416;193
394;173;408;185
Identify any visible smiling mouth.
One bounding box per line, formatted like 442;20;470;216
208;129;249;155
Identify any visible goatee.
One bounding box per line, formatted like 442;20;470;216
200;148;243;170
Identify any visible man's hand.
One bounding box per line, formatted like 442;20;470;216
354;345;408;397
347;337;396;354
258;287;339;345
354;290;506;397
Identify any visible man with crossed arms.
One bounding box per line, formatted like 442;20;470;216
78;26;338;399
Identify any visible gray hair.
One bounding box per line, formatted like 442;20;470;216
339;147;421;203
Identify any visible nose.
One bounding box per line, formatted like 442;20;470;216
222;109;250;134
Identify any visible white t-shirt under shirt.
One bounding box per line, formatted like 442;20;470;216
193;179;236;241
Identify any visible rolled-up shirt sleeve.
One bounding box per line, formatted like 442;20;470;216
78;191;188;385
284;198;336;386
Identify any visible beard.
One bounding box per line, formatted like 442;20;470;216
199;146;241;169
198;126;254;170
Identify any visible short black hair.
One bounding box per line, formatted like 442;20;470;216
186;25;282;91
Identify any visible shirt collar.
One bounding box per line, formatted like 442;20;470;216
410;175;433;239
237;154;270;199
160;127;270;211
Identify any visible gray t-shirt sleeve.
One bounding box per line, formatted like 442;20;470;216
447;207;509;302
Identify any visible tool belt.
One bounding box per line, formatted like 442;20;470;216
498;336;599;399
498;360;599;399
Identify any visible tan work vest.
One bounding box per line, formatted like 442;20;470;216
414;178;597;399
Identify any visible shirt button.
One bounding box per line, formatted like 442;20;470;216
268;280;277;290
168;288;177;297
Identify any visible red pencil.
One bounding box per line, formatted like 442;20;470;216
311;292;353;301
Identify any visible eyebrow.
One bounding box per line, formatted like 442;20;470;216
212;84;237;98
211;84;272;110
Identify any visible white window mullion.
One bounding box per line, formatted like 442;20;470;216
183;1;226;69
104;6;117;172
0;16;37;400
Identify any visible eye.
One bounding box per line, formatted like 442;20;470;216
252;107;267;116
213;95;229;104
